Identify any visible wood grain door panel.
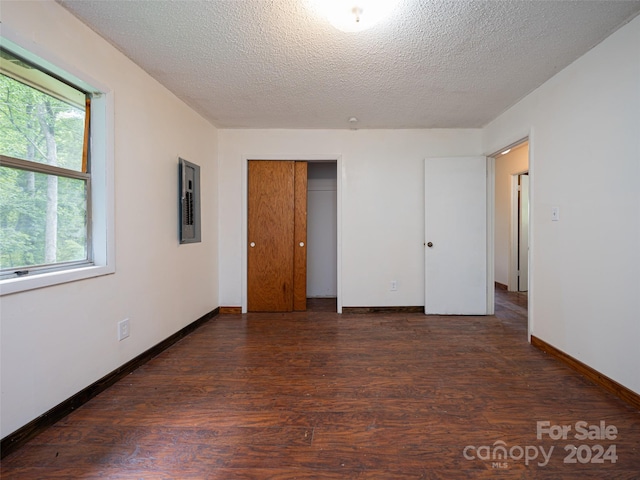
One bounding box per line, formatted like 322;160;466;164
293;161;307;311
248;161;295;312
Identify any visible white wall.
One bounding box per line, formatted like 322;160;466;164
484;16;640;394
0;1;219;437
218;129;483;308
307;163;337;298
494;144;529;286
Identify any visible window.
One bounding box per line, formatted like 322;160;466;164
0;38;114;294
1;49;90;276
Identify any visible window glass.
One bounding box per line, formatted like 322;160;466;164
0;166;87;269
0;72;86;172
0;48;90;276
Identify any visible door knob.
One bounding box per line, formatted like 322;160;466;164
299;242;304;247
250;242;255;247
427;242;433;247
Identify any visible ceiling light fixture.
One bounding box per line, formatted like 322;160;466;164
313;0;400;32
501;149;511;155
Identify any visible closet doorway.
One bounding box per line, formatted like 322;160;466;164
244;158;340;313
247;160;307;312
307;162;338;301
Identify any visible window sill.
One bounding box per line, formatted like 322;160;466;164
0;264;115;296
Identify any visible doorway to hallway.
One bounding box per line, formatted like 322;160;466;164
491;139;530;336
493;141;529;293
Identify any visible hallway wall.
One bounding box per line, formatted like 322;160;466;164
484;15;640;394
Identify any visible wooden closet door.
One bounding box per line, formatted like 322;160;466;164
293;161;307;311
248;161;307;312
248;161;295;312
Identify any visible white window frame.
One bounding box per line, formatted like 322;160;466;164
0;34;115;296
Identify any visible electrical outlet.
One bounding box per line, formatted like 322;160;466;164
118;318;130;341
390;280;398;291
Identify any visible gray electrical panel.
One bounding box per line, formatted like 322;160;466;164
179;157;201;243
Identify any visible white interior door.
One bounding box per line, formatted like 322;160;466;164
518;174;529;291
425;156;487;314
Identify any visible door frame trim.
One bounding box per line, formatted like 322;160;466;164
510;170;529;292
241;155;343;313
487;156;495;315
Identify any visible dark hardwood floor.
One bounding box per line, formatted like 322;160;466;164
2;290;639;479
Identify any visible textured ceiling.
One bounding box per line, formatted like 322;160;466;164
57;0;640;129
